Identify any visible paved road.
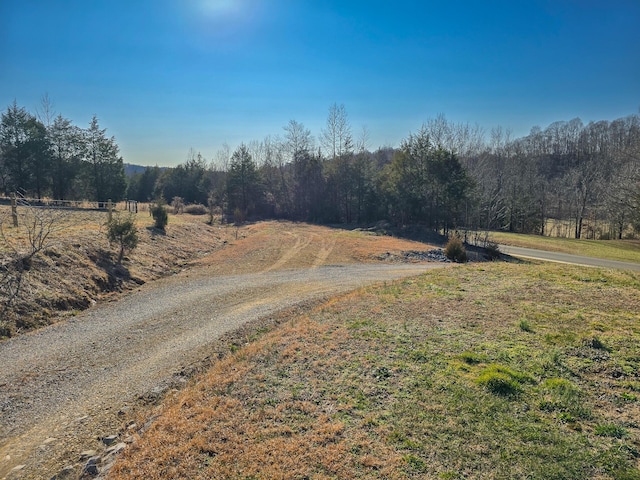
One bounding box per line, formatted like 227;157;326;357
0;263;444;479
499;245;640;271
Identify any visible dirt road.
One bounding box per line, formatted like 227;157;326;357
0;223;444;479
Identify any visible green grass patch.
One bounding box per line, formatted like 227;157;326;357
519;318;534;332
595;423;628;438
458;351;486;365
537;378;591;422
111;262;640;480
476;364;535;396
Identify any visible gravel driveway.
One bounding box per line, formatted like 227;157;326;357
0;262;443;479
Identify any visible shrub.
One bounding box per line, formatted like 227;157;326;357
207;193;218;225
0;194;69;262
444;236;467;263
107;213;139;263
184;203;208;215
171;196;184;214
150;201;168;231
208;205;222;225
0;320;13;338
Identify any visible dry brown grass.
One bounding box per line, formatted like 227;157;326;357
110;310;406;479
0;206;229;336
0;215;448;477
193;222;438;275
109;262;640;479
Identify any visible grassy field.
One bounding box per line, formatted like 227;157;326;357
489;231;640;264
110;261;640;479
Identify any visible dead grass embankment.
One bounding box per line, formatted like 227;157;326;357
0;207;230;337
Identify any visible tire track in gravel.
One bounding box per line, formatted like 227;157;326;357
0;262;446;479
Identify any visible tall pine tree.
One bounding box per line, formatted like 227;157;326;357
84;116;126;201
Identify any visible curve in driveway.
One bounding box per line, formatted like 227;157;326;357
499;245;640;271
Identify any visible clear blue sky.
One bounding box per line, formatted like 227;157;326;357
1;0;638;166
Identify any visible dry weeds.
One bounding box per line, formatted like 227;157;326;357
109;262;640;479
0;206;228;336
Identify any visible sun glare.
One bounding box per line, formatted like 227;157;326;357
196;0;242;17
185;0;265;47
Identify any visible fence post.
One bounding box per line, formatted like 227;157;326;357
107;199;113;222
11;193;18;227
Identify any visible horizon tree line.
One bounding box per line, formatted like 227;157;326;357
2;99;639;239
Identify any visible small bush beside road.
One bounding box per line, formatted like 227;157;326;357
444;235;467;262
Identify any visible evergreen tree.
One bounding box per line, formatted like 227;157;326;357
227;144;262;216
48;115;84;199
127;165;161;202
0;102;52;197
292;149;325;221
157;152;210;204
384;127;471;231
84;116;126;201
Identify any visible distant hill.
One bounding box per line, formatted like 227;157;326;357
124;163;148;176
124;163;167;176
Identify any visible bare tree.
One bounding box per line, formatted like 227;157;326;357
0;194;70;264
320;103;353;160
213;143;231;172
356;125;370;153
283;119;314;162
424;113;453;149
35;92;56;128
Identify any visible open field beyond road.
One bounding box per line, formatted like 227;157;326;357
499;245;640;271
490;231;640;265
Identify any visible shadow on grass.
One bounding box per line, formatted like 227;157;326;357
146;226;167;237
88;248;141;291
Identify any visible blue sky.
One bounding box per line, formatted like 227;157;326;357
1;0;639;166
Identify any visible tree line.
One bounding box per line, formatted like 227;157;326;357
2;100;639;238
0;100;126;202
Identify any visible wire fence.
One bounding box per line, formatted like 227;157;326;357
0;196;139;212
